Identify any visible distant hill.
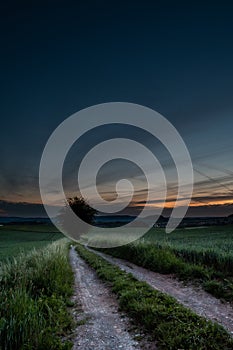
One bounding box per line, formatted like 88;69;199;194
0;217;51;224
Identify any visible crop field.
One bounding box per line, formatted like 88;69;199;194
144;225;233;273
143;225;233;278
98;225;233;302
0;224;63;262
146;225;233;255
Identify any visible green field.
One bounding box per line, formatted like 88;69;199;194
146;225;233;254
145;225;233;274
96;225;233;302
93;225;233;274
0;224;63;262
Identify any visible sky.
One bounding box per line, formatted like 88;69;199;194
0;0;233;217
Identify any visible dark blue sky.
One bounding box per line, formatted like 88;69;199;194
1;0;233;216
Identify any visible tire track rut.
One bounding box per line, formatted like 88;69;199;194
89;248;233;335
69;246;142;350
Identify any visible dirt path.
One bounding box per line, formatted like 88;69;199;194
89;248;233;335
69;246;143;349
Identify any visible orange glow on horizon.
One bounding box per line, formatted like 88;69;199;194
2;195;233;211
134;198;233;209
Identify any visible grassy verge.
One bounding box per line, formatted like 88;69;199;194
0;239;74;350
145;226;233;277
75;244;233;350
97;242;233;303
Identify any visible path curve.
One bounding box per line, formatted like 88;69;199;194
89;248;233;335
69;246;142;349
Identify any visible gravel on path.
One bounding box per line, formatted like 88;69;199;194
69;246;147;350
89;248;233;335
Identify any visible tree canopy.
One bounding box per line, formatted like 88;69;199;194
59;196;98;235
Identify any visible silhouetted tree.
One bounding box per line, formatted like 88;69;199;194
66;196;97;223
59;196;98;237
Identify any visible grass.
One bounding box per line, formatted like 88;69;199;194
0;239;74;350
75;244;233;350
0;224;63;262
92;225;233;302
145;225;233;275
